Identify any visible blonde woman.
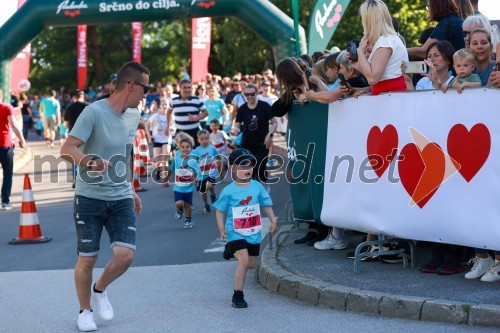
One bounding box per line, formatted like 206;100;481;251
309;59;330;91
350;0;408;95
455;0;474;20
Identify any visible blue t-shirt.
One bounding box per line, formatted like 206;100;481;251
169;153;199;193
40;97;60;118
473;61;496;86
430;14;464;52
34;119;43;130
204;98;226;124
328;80;340;91
193;145;219;180
213;180;273;244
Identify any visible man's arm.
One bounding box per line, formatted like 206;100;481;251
8;115;26;148
60;136;111;171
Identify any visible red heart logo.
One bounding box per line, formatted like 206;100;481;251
447;123;490;182
367;125;398;177
398;143;445;208
326;18;335;28
335;4;343;12
239;196;252;205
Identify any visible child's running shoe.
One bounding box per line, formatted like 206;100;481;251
204;204;211;214
175;209;183;220
232;290;248;308
210;193;217;204
184;219;193;229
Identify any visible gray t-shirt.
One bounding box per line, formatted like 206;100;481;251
70;99;141;201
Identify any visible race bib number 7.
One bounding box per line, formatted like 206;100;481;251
232;204;262;236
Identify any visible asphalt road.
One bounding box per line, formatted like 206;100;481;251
0;140;496;332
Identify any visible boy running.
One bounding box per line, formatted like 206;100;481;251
213;148;277;308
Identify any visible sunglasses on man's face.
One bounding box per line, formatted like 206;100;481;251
244;92;256;97
462;31;471;38
129;81;150;94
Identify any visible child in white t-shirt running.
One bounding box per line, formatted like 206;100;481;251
209;119;230;178
213;148;277;308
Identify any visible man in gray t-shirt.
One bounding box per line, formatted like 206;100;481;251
61;61;150;332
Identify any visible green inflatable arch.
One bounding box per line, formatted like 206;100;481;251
0;0;306;96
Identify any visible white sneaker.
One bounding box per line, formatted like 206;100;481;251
77;310;97;332
481;260;500;282
314;230;348;250
92;289;114;321
465;256;494;279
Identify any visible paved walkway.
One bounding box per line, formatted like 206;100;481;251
258;226;500;328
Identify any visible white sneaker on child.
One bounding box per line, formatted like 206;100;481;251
465;256;494;279
77;310;97;332
480;260;500;282
314;229;348;250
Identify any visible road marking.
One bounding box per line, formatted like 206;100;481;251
204;217;271;253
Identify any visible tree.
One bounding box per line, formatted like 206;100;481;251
27;0;431;93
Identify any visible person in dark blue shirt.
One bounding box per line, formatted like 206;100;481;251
408;0;464;59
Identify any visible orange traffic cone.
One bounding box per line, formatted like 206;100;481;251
138;129;152;165
134;132;147;177
9;174;52;245
133;169;147;192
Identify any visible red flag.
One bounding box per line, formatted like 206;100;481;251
191;18;211;83
132;22;142;63
10;0;30;93
77;25;87;90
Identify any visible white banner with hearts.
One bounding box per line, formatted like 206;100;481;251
320;88;500;250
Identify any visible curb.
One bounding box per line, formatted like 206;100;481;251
258;228;500;328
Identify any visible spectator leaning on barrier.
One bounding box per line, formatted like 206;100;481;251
404;40;455;91
350;0;409;96
408;0;464;59
469;28;496;86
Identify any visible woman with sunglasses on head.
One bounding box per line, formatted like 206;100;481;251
462;14;498;48
408;0;464;59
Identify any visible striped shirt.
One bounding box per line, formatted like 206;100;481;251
169;95;207;131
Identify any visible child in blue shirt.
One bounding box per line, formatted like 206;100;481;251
213;148;277;308
34;116;43;139
193;129;220;214
166;135;199;229
59;122;68;146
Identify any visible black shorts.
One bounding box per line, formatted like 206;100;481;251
223;239;260;260
152;140;169;148
196;177;216;193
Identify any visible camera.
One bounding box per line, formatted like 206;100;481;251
347;41;358;62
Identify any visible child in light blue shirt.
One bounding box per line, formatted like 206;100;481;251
213;148;277;308
166;134;199;229
193;129;220;214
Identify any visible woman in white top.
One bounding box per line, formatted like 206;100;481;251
350;0;409;95
149;99;172;185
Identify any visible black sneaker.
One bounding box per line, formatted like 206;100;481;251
232;291;248;308
210;193;217;204
153;168;161;181
204;204;211;214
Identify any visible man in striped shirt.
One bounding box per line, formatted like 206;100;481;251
167;79;207;147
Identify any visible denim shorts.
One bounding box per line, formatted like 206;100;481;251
174;191;193;205
73;195;136;256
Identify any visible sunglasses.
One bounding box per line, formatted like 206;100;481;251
462;31;471;38
129;81;150;94
244;92;256;97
